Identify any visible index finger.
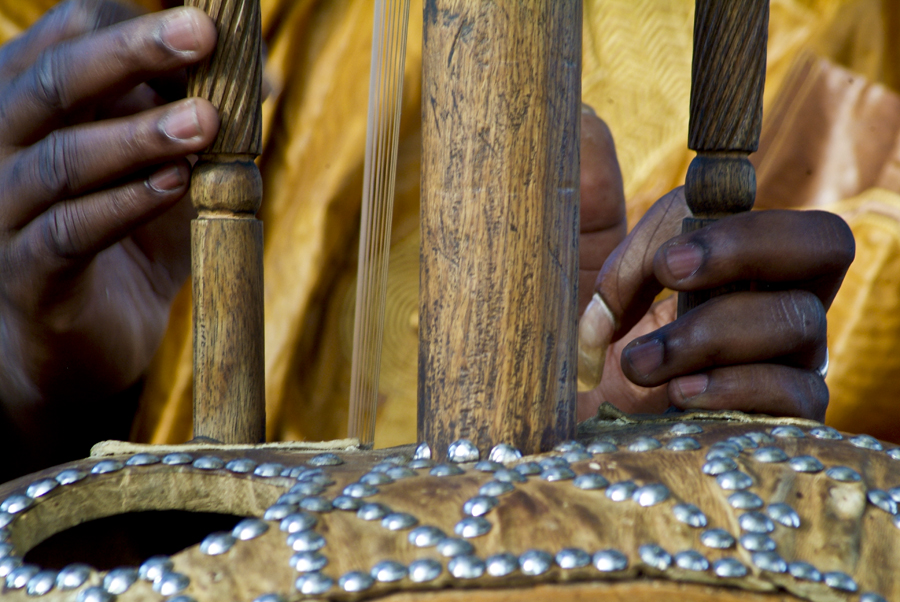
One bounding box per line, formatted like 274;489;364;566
0;6;216;145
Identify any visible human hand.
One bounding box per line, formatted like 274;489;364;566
0;0;218;445
577;186;854;422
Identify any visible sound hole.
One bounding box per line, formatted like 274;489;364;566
24;510;242;570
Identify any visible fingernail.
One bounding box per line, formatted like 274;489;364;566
577;293;616;391
665;242;704;280
162;100;201;141
672;374;709;403
581;103;597;116
160;9;201;52
148;165;184;192
624;338;664;376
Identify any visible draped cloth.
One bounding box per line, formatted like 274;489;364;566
3;0;900;445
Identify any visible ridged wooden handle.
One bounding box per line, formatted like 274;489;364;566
418;0;581;458
679;0;769;316
187;0;265;443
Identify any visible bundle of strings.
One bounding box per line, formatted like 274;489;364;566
348;0;411;447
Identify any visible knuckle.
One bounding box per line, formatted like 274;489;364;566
41;204;82;259
774;290;826;349
32;47;70;114
36;130;80;199
799;369;829;422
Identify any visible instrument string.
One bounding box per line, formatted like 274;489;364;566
348;0;411;447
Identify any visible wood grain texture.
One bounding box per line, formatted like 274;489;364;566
186;0;266;442
418;0;581;459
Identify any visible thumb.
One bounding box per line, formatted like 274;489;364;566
577;187;690;390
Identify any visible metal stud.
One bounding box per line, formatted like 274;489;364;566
139;556;173;582
540;456;570;470
787;455;823;473
739;533;776;552
200;532;236;556
554;441;585;453
332;496;361;511
519;550;553;575
488;443;522;464
409;526;445;547
153;572;189;596
263;504;295;522
287;531;326;552
430;464;465;477
413;442;432;460
369;462;395;473
276;493;304;506
455;516;492;538
0;543;13;558
299;497;333;513
0;512;13;529
823;571;857;592
706;447;739;461
593;549;628;572
26;569;57;596
767;503;801;528
290;481;326;496
753;447;788;463
357;503;391;521
629;437;661;452
464;496;498;517
850;435;882;451
826;466;861;482
751;551;787;573
563;450;592;463
448;439;480;463
486;553;518;577
728;435;756;450
744;431;775;445
437;537;475;557
192;456;224;470
809;426;842;440
103;567;137;594
308;453;343;466
76;586;114;602
162;452;193;465
291;551;328;573
26;479;58;499
716;470;753;490
91;460;124;475
667;437;701;451
672;503;707;528
224;458;257;474
168;595;197;602
700;529;735;549
606;481;638;502
894;514;900;530
739;511;775;534
638;544;671;570
254;596;286;602
574;473;609;490
728;491;764;510
57;564;91;590
670;423;703;435
125;453;160;466
385;466;416;480
479;480;514;497
474;460;502;473
788;561;822;582
867;489;898;515
771;425;805;438
556;548;591;570
382;512;418;531
633;483;670;507
860;594;888;602
0;527;8;543
408;558;442;582
587;440;618;454
371;560;407;582
493;469;526;483
515;462;543;476
359;472;393;485
408;458;434;469
702;457;737;475
0;557;22;578
343;482;379;497
232;518;269;541
710;441;741;455
674;550;709;572
1;495;33;514
712;557;747;578
295;572;333;595
449;554;485;579
296;468;333;484
541;467;576;482
7;564;38;589
888;448;900;460
280;512;317;533
285;467;306;478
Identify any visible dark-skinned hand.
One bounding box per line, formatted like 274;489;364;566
0;0;219;471
576;116;855;423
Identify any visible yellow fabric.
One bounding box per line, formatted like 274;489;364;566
1;0;899;444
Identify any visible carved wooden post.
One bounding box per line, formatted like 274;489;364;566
419;1;581;458
186;0;265;443
679;0;769;315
